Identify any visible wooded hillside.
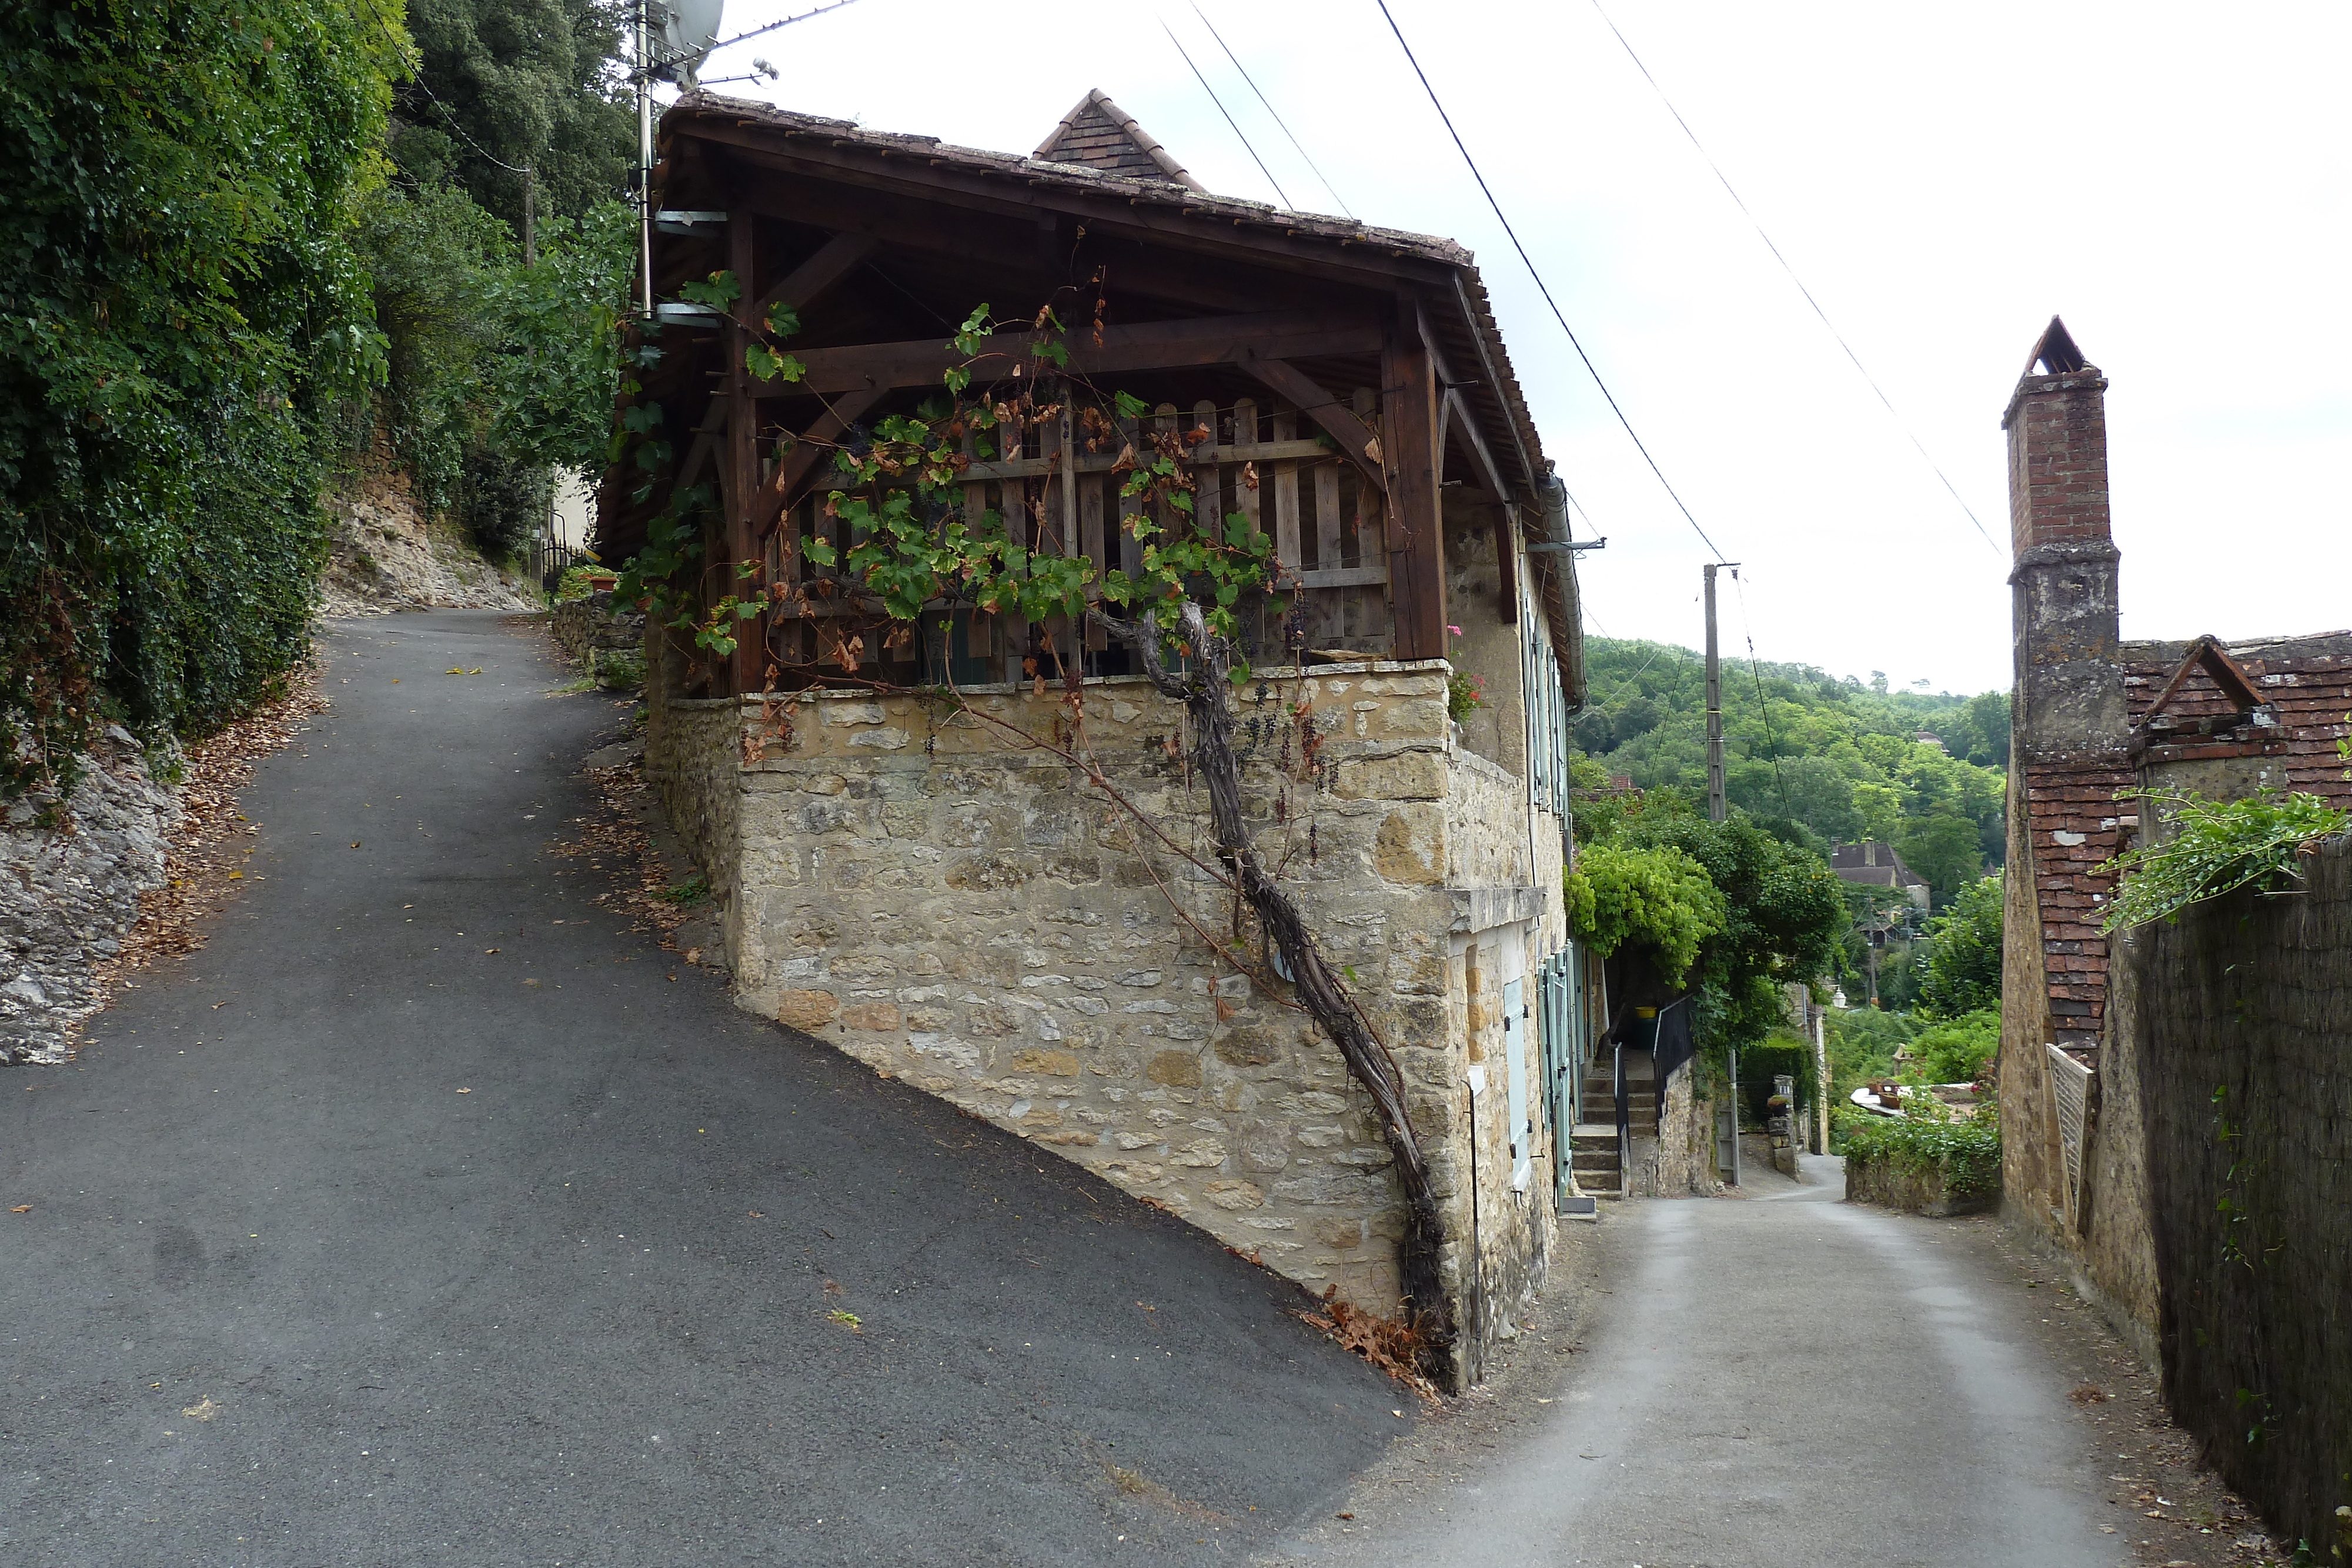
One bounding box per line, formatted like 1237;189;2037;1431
1571;637;2009;895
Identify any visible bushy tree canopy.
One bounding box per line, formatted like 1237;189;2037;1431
1;0;397;791
1917;872;2003;1018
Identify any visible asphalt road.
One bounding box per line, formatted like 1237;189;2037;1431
1272;1155;2130;1568
1;610;1406;1568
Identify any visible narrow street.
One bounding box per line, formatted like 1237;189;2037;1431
1269;1159;2142;1568
1;611;1406;1568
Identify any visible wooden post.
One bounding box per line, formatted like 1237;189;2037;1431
1381;301;1445;661
726;217;763;695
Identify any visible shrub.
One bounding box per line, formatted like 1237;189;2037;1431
1564;841;1727;986
1738;1029;1820;1126
2101;787;2351;932
1903;1007;1998;1086
1917;872;2002;1017
1835;1101;2000;1198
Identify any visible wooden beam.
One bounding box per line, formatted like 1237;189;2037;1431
757;385;890;529
765;310;1382;398
754;229;879;321
1494;502;1518;626
1381;302;1446;663
730;185;1311;316
1444;386;1514;503
1238;353;1387;493
726;216;763;695
676;120;1462;290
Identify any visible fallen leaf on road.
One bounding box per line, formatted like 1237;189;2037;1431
826;1309;863;1332
747;1211;764;1218
8;1205;29;1214
350;842;361;849
456;1088;472;1094
182;1398;220;1422
483;948;499;954
212;1002;229;1009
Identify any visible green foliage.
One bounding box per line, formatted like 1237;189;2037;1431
1738;1030;1821;1125
616;299;1280;674
1;0;397;794
1894;812;1984;895
2100;788;2351;933
1446;671;1485;723
1902;1008;1998;1085
1917;872;2003;1017
1575;637;2009;875
387;0;633;229
482;201;637;475
1563;842;1728;985
1613;807;1852;1051
1826;1005;1917;1101
1834;1101;2001;1198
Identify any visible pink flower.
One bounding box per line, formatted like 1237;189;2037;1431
1446;624;1463;637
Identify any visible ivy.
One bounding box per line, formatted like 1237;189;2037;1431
1;0;397;794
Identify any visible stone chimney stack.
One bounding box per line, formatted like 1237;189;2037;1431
2005;316;2124;761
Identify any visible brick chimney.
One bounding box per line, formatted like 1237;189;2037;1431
2005;316;2124;762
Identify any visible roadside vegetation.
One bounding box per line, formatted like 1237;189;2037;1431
1;0;633;798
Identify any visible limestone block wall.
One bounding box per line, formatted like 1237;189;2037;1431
642;654;1565;1383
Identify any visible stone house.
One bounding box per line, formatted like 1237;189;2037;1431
1997;315;2352;1358
1827;840;1931;910
600;91;1599;1387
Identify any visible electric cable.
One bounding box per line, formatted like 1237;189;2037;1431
1730;571;1793;819
1160;20;1292;208
1374;0;1729;563
1187;2;1352;217
1586;0;2000;555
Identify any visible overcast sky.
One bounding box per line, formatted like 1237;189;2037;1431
679;0;2351;700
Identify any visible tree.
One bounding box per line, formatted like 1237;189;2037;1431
390;0;633;229
1;0;396;793
1573;793;1850;1057
1895;813;1983;898
1916;872;2002;1017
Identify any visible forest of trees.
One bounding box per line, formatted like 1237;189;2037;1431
1571;637;2010;899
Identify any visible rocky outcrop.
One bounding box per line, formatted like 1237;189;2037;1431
1;734;179;1065
319;472;538;617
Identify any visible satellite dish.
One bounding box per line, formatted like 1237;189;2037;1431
653;0;726;88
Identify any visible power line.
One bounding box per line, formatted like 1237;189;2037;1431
1187;3;1352;218
1730;571;1792;818
1586;0;2000;555
1373;0;1729;563
1160;20;1291;208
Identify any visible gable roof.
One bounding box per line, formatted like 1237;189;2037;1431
1034;89;1204;191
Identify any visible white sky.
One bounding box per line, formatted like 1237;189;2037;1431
684;0;2352;698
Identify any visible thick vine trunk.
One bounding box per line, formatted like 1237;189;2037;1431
1098;604;1454;1362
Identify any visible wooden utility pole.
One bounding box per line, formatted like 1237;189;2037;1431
1703;563;1736;823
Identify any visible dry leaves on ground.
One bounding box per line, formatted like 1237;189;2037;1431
74;661;330;1048
546;760;692;949
1296;1286;1442;1402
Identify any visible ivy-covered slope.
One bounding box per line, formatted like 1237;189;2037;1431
0;0;397;793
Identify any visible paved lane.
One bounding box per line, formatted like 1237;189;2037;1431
2;611;1404;1568
1278;1161;2127;1568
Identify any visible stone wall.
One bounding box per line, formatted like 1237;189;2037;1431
550;592;648;683
643;647;1569;1387
2126;841;2352;1551
1843;1148;1996;1217
1;734;179;1065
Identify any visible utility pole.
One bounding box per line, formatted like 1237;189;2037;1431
521;164;536;267
1703;563;1738;823
634;0;654;317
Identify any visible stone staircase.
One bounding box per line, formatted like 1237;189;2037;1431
1569;1064;1658;1201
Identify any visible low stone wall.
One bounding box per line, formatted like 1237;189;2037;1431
1;735;179;1065
1843;1150;1996;1217
642;641;1568;1386
551;593;647;683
